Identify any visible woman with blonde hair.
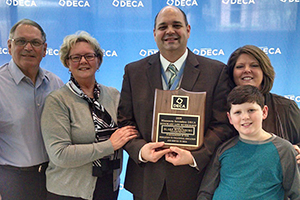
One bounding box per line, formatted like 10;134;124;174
41;31;137;200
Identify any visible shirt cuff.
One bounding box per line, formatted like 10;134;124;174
138;149;148;163
189;156;199;170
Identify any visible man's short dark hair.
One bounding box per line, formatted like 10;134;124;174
154;6;188;29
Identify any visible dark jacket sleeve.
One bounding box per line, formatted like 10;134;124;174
190;63;236;173
117;64;148;164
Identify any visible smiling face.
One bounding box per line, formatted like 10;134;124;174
8;24;47;72
227;102;268;141
67;41;100;83
153;6;190;60
233;53;264;90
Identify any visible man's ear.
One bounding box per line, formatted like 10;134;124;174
153;28;157;40
7;39;12;55
186;24;191;38
42;42;47;57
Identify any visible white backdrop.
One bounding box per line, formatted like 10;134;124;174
1;0;299;199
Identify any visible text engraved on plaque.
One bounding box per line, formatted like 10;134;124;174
157;113;200;147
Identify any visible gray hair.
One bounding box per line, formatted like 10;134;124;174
59;31;103;68
9;19;46;42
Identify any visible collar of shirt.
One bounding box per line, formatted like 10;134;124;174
8;59;49;86
160;48;188;72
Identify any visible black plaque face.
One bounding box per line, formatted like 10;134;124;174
151;89;206;150
157;113;200;147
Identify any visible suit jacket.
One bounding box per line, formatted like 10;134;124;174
118;49;234;200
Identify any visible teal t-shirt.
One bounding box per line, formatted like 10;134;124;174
213;138;284;200
198;134;300;200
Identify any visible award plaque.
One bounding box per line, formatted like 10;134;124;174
151;88;206;151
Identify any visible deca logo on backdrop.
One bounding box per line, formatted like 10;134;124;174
0;47;9;55
222;0;255;4
193;48;225;57
6;0;36;6
280;0;299;2
46;48;59;56
285;95;300;103
102;49;118;57
166;0;198;6
259;47;281;55
112;0;144;7
139;49;159;57
58;0;90;7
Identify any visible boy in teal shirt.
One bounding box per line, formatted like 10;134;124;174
198;85;300;200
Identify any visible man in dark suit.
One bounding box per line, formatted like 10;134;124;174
118;6;234;200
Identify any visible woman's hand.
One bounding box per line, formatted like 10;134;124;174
293;145;300;165
109;126;137;150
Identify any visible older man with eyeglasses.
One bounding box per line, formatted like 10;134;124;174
0;19;63;200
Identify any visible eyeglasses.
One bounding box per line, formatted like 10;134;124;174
68;53;98;62
10;38;45;47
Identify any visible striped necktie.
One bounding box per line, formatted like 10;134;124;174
168;63;178;89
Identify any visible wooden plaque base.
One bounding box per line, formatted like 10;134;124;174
151;88;206;151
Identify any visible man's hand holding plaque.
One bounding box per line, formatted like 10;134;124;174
140;142;171;163
165;146;194;166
